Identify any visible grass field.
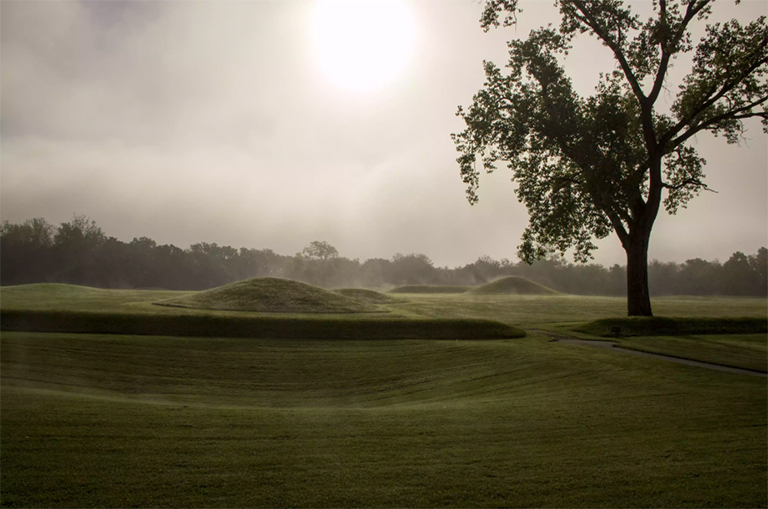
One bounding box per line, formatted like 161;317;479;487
1;284;766;507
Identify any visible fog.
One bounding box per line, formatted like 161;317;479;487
2;0;766;267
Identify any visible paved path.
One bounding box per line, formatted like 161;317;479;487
532;329;767;378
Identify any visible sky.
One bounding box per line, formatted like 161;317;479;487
2;0;766;268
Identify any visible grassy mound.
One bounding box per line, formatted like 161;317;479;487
335;288;403;304
574;316;768;337
0;310;525;340
0;283;101;294
469;276;559;296
388;285;472;294
156;278;380;314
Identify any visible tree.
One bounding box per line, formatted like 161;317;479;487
452;0;767;315
0;217;54;284
52;215;107;285
300;241;339;262
388;253;436;285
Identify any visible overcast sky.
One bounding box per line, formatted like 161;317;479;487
2;0;766;268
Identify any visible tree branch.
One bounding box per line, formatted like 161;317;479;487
647;0;713;106
662;178;717;192
569;0;647;104
669;93;768;149
661;37;768;147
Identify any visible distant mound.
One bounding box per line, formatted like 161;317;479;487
156;278;381;313
0;283;102;295
335;288;404;304
389;285;472;294
469;276;559;296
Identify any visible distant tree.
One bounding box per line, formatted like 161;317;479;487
750;247;768;295
0;217;54;284
678;257;721;295
721;251;757;295
52;215;107;285
388;253;436;285
464;255;510;284
453;0;768;315
360;258;392;288
648;260;680;296
301;241;339;262
188;242;239;289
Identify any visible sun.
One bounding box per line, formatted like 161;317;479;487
309;0;416;93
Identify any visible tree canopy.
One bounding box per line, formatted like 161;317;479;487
301;240;340;262
452;0;767;315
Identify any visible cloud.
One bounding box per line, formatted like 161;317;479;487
1;0;766;269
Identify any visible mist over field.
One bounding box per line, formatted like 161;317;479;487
2;0;766;268
2;215;766;297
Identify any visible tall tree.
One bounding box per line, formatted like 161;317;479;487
452;0;767;315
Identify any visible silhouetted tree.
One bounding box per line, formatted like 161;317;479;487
751;247;768;295
301;241;339;262
649;260;680;296
292;241;344;287
722;251;757;295
359;258;392;288
388;253;436;285
0;217;54;284
678;257;721;295
453;0;768;315
52;215;107;285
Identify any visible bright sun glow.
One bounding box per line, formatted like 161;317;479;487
310;0;416;93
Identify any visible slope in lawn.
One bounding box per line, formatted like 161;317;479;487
470;276;560;296
156;277;380;313
388;285;472;294
575;316;768;337
334;288;404;304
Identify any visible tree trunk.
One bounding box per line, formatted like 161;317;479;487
625;232;653;316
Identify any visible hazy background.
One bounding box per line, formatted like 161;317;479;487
2;0;766;267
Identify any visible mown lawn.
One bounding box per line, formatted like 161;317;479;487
387;293;768;327
1;285;766;507
617;334;767;372
2;330;766;507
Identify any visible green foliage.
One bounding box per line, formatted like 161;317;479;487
454;0;767;268
300;240;339;262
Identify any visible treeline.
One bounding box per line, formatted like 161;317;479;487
1;216;766;296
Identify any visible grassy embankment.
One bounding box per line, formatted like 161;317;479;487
386;292;767;372
1;282;766;507
573;317;767;372
0;283;523;340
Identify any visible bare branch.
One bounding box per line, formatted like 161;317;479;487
662;178;717;193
